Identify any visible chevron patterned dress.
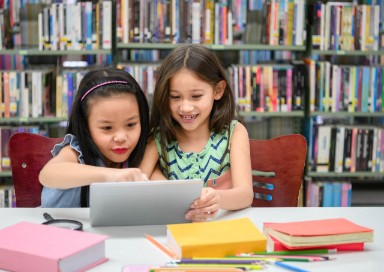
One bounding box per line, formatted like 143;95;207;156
155;120;237;185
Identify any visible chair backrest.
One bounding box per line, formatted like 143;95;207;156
9;132;63;207
250;134;307;207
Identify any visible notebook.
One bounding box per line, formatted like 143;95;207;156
90;179;204;227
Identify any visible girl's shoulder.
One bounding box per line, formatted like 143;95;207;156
51;134;85;164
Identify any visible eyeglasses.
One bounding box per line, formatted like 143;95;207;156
42;212;83;231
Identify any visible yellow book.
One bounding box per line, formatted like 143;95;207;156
166;218;266;258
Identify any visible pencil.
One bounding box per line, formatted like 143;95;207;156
145;233;178;260
173;263;263;270
250;249;337;255
150;268;244;272
232;255;330;262
176;258;264;264
270;261;310;272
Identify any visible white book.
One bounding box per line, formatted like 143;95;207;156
359;5;366;51
192;2;201;44
102;1;112;49
66;4;74;50
371;128;378;173
38;12;43;50
332;65;340;112
227;9;233;45
8;71;18;117
31;72;41;118
324;2;331;50
320;3;325;50
335;126;345;173
50;3;58;51
316;125;332;173
171;0;177;44
214;2;219;44
372;5;380;51
58;3;65;50
120;0;129;43
43;7;50;49
294;0;304;46
20;72;29;118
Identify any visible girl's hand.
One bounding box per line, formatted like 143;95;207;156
113;168;148;182
185;187;220;222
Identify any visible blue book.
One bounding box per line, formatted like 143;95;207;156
332;182;342;207
322;182;333;207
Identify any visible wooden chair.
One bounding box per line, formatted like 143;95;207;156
250;134;307;207
9;132;63;207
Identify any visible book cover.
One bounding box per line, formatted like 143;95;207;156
166;217;266;258
263;218;373;248
0;221;108;272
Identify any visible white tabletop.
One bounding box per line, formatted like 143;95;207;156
0;207;383;272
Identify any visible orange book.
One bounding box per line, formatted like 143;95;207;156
167;218;266;258
263;218;373;248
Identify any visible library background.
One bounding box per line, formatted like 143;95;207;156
0;0;383;208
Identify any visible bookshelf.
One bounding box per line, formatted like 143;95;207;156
304;0;384;207
116;0;308;140
3;0;383;208
0;1;113;201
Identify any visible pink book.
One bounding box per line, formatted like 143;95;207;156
267;234;365;251
0;221;108;272
263;218;373;249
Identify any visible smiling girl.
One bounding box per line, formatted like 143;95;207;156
141;44;253;222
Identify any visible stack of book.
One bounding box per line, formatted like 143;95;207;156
263;218;374;252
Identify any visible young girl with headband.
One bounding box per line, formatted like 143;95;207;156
39;67;149;207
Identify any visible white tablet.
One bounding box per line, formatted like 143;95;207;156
89;179;204;227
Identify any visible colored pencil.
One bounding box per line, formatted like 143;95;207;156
176;258;264;264
271;261;310;272
251;249;337;255
232;255;330;262
150;268;244;272
145;233;178;259
171;264;263;270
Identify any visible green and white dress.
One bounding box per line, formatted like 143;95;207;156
155;120;237;186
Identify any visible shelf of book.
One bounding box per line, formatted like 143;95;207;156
239;111;304;118
0;49;111;56
0;172;11;178
309;112;384;118
304;0;384;207
307;172;384;179
311;50;384;56
117;43;307;51
0;117;67;124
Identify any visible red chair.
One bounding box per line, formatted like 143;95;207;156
250;134;307;207
9;132;63;207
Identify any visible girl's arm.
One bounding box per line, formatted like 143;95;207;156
39;146;147;189
139;140;163;179
187;122;253;221
216;122;254;210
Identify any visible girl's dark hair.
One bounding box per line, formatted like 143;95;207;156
66;67;149;206
149;44;235;172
